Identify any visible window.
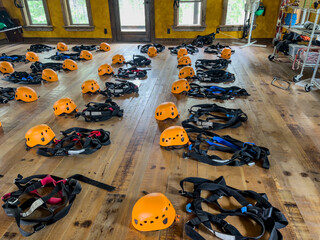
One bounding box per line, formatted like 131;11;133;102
173;0;207;31
225;0;245;25
220;0;255;32
60;0;94;31
20;0;52;30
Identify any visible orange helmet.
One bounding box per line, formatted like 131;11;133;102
62;59;77;71
25;124;55;148
15;86;38;102
177;48;188;59
178;55;191;66
132;193;176;232
179;66;195;79
221;48;232;60
25;52;39;62
148;46;157;57
98;64;113;76
80;50;93;60
100;42;111;52
81;80;100;93
42;68;58;82
53;98;78;116
112;54;125;64
155;102;179;121
57;42;68;51
0;61;14;74
160;126;189;148
171;79;190;94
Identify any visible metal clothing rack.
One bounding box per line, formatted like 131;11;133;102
268;5;320;84
305;50;320;91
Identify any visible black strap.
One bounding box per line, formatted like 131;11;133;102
195;59;231;70
184;131;270;169
37;127;111;156
46;52;80;61
115;67;150;79
125;55;151;67
98;80;139;97
168;43;199;55
76;99;124;122
0;53;26;63
71;45;97;52
2;174;115;237
182;103;247;131
137;43;165;53
188;83;250;100
179;176;288;240
196;69;235;83
191;32;216;48
27;44;55;53
30;61;63;73
2;71;42;84
0;87;16;103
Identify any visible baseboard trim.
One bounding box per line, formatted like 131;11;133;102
22;37;113;44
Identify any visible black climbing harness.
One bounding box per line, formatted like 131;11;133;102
196;69;235;83
183;129;270;168
182;103;247;131
115;67;150;79
125;55;151;67
188;83;250;100
137;43;165;53
0;87;16;103
195;59;231;70
37;127;111;157
168;44;199;55
76;99;124;122
179;176;288;240
191;32;216;48
2;71;42;84
71;45;97;52
27;44;55;53
0;53;26;63
30;61;63;73
2;173;115;237
47;52;80;61
204;43;235;55
98;80;139;97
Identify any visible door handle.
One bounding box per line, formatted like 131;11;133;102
145;1;149;4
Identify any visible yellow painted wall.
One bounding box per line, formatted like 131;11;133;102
1;0;112;39
0;0;281;40
155;0;281;39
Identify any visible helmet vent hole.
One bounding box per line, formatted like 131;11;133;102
134;219;138;224
28;138;30;141
29;95;32;98
173;137;175;140
165;207;168;211
162;214;165;218
163;218;168;225
155;216;159;219
156;113;159;116
176;134;179;137
150;221;154;223
169;203;171;206
140;224;143;226
45;130;47;132
41;132;43;135
162;138;164;142
144;221;147;223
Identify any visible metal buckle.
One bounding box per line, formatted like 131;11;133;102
7;197;19;205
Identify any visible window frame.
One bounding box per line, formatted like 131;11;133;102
20;0;53;31
220;0;256;32
60;0;95;31
172;0;207;32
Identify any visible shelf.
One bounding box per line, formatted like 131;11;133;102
281;5;320;14
282;24;320;36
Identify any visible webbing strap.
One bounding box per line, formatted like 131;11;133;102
0;87;16;103
196;69;235;83
195;59;231;70
99;80;139;97
28;44;55;53
30;61;63;73
137;43;165;53
188;83;250;100
125;55;151;67
2;174;115;237
72;45;97;52
179;176;288;240
2;71;42;84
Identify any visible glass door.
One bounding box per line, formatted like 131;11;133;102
110;0;152;42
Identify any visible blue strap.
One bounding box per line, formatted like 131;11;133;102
209;86;225;91
212;136;241;150
226;114;234;118
241;204;253;213
186;203;192;213
188;144;193;151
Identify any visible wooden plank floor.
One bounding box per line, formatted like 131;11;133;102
0;42;319;240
